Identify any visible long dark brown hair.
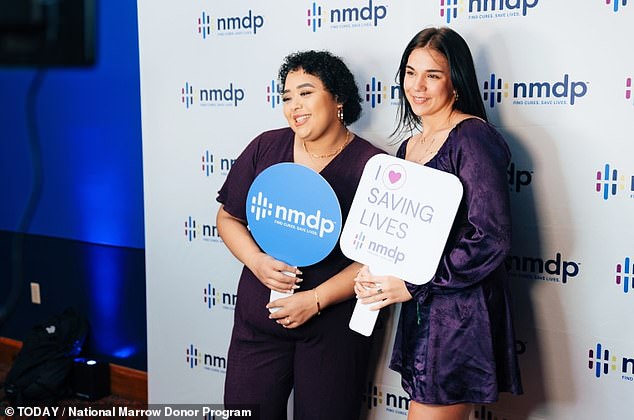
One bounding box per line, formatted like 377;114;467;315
393;27;487;138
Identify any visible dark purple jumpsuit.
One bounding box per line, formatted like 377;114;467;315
217;127;385;419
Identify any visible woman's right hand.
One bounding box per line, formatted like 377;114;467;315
248;252;302;294
216;206;302;293
353;265;412;310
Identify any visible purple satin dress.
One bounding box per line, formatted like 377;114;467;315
389;118;523;404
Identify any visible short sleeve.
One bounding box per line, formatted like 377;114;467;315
216;128;294;221
216;135;262;221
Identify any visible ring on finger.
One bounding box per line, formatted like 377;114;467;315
286;318;291;325
377;288;384;295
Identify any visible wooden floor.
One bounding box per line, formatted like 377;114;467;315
0;336;147;411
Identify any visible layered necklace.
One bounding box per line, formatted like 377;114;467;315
415;133;441;163
413;113;456;163
303;129;352;159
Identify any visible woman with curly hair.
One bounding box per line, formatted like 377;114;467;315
217;50;385;419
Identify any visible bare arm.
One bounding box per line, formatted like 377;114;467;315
267;260;364;328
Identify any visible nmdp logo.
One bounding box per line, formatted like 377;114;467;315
203;283;237;309
184;216;221;243
181;82;194;108
439;0;463;24
185;344;227;373
180;81;245;108
197;9;264;38
595;163;627;200
267;80;282;109
362;382;410;412
307;1;388;32
588;342;618;378
246;163;342;267
588;342;634;382
364;76;400;108
483;73;588;108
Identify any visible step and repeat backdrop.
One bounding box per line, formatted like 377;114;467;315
137;1;633;419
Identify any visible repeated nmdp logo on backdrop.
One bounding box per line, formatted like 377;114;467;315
506;253;580;284
185;344;227;374
616;256;633;294
181;82;194;109
595;163;634;200
507;162;532;193
266;79;282;109
439;0;463;23
362;382;409;416
203;283;237;310
588;342;634;382
482;73;588;108
364;76;400;108
180;81;245;109
184;216;222;243
201;150;236;177
196;9;264;39
438;0;539;22
605;0;628;13
306;0;388;32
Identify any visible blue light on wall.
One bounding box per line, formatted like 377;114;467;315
0;0;144;249
86;244;141;362
0;0;147;370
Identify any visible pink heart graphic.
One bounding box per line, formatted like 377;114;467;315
388;170;401;184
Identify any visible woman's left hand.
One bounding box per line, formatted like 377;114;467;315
267;290;319;329
353;266;412;310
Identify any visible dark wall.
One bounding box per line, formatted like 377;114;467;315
0;231;147;370
0;1;147;370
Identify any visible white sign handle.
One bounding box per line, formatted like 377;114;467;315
349;296;380;336
349;266;381;336
268;270;296;313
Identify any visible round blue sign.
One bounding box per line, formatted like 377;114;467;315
246;163;342;267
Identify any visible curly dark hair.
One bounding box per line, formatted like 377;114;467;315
278;50;362;125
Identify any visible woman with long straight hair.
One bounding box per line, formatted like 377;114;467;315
355;27;523;420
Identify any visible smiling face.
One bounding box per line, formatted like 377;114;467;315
282;69;341;143
403;47;456;119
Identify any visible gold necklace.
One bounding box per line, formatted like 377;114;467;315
303;130;351;159
415;132;440;163
415;112;456;162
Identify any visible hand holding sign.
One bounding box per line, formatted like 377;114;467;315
340;155;463;336
246;163;342;311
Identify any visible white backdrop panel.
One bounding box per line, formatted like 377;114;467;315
138;0;634;418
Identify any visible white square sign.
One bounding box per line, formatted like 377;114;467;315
340;154;463;335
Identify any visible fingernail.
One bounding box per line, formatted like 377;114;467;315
292;285;300;290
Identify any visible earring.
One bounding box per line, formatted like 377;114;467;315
337;106;344;123
453;90;459;101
